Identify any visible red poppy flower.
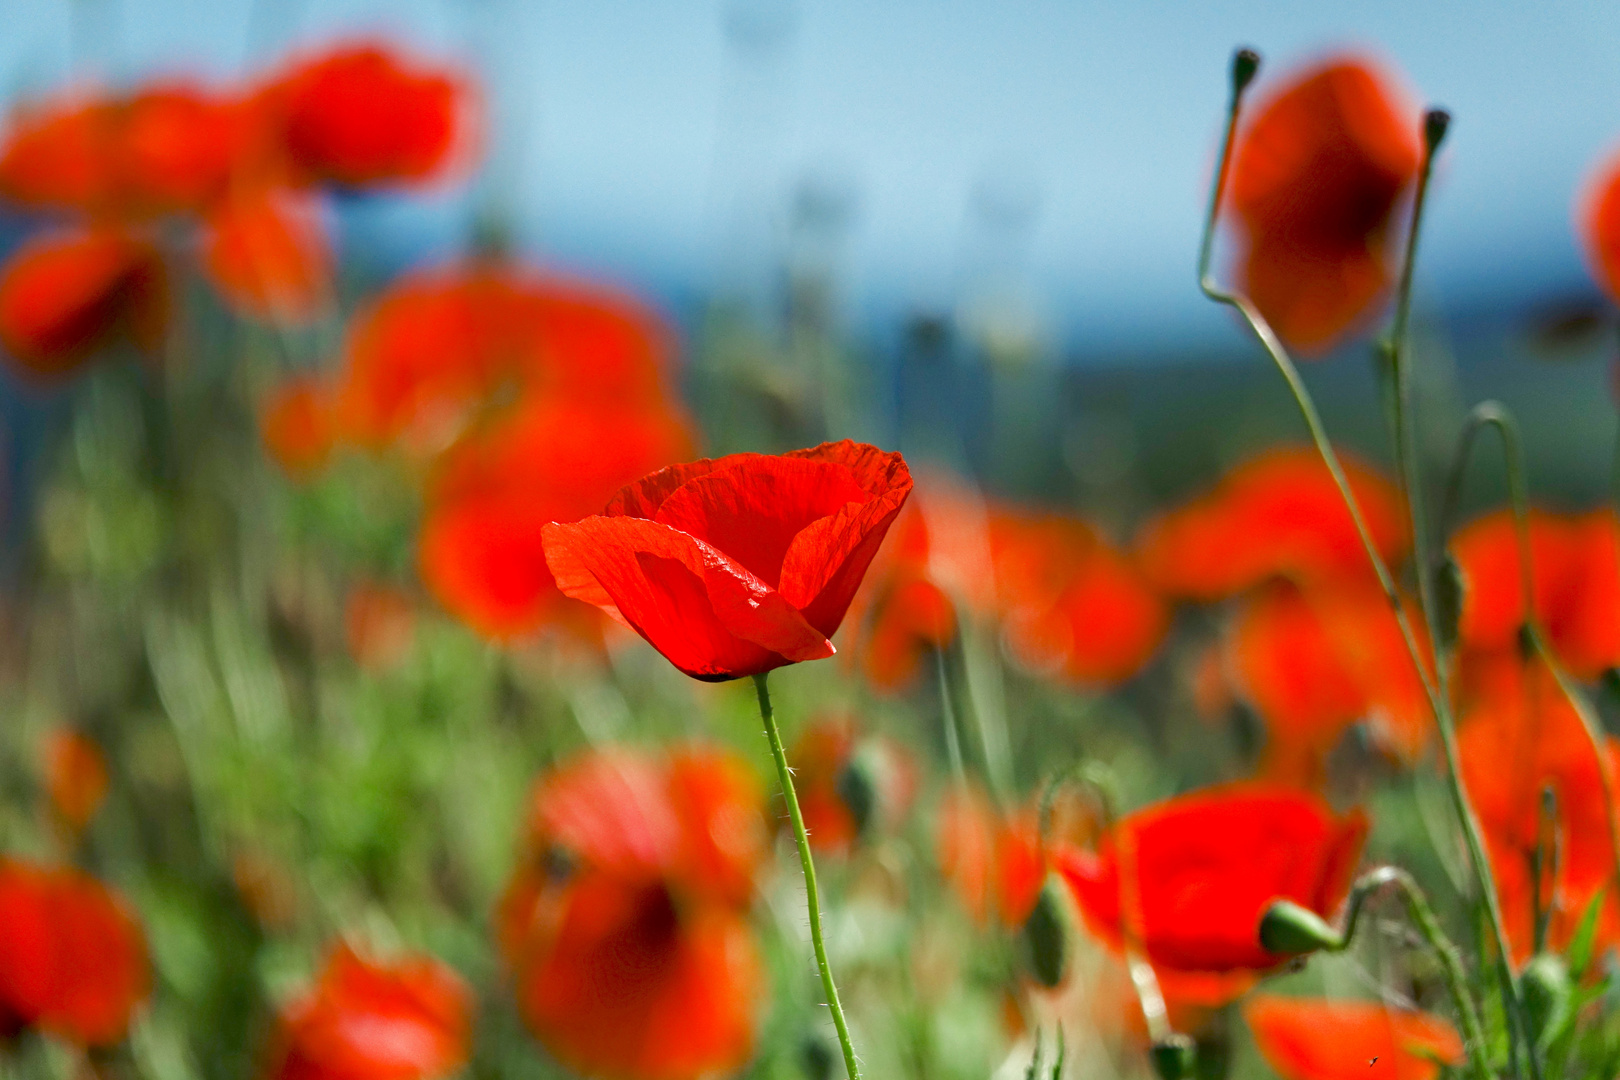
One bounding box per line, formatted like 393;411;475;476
1450;508;1620;680
1226;56;1423;354
0;225;167;378
0;92;120;212
993;513;1167;687
859;573;957;690
1054;784;1366;1002
1136;447;1408;601
118;84;245;214
543;440;913;681
419;398;692;640
497;747;767;1080
0;860;148;1045
266;944;471;1080
344;580;416;671
1579;148;1620;304
273;43;474;189
261;376;335;479
201;186;331;323
1228;579;1433;785
40;728;108;833
1245;995;1463;1080
1459;653;1620;965
335;263;677;454
935;783;1046;928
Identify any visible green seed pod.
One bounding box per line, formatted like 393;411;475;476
1257;899;1342;956
1432;555;1465;653
1023;874;1078;988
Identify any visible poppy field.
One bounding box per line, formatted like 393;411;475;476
5;19;1620;1080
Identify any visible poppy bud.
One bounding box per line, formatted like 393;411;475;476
1424;108;1451;154
1022;874;1078;988
1522;952;1572;1049
1257;899;1342;956
1231;48;1261;95
1150;1034;1197;1080
1432;554;1464;652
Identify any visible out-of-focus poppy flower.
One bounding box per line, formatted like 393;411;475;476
344;580;416;670
497;747;767;1080
1229;580;1433;786
1054;784;1366;1004
201;186;330;323
274;43;473;189
1245;995;1463;1080
1578;150;1620;305
266;943;471;1080
1226;56;1423;354
1450;508;1620;680
1459;653;1620;965
860;573;957;690
993;513;1168;687
789;714;917;855
0;93;119;212
0;860;148;1045
261;375;335;479
118;84;245;213
935;783;1045;928
335;264;677;454
1136;447;1407;601
419;398;692;640
0;225;167;379
544;440;913;681
40;728;108;833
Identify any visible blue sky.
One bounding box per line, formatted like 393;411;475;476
6;0;1620;356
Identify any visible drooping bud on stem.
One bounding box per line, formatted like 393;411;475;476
1150;1035;1197;1080
1231;48;1261;95
1258;899;1343;956
1424;108;1452;155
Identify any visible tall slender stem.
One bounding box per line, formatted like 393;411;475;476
1197;49;1531;1078
753;673;861;1080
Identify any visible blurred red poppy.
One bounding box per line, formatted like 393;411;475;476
0;92;120;212
344;580;416;671
497;747;767;1080
1054;784;1366;1003
0;860;148;1045
267;944;471;1080
419;398;692;640
0;225;167;378
993;513;1167;687
118;84;246;214
1229;579;1433;785
544;441;913;681
860;573;957;689
1450;508;1620;680
935;783;1046;928
201;186;331;323
261;375;335;479
335;263;677;454
1227;56;1423;354
789;714;917;855
1459;653;1620;965
273;43;474;189
1136;447;1407;601
1245;995;1463;1080
1579;149;1620;305
40;728;108;833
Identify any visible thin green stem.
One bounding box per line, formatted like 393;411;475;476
1329;867;1491;1080
753;673;861;1080
1197;50;1529;1078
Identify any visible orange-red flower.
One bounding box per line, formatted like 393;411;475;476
1459;653;1620;965
0;225;166;378
1054;784;1366;1003
1226;56;1423;354
201;186;331;323
1228;579;1433;784
0;860;148;1045
1245;995;1463;1080
40;728;109;833
544;441;913;681
1450;508;1620;680
497;747;767;1080
1578;148;1620;305
935;783;1046;928
261;375;335;479
272;43;474;189
266;944;471;1080
1136;447;1407;600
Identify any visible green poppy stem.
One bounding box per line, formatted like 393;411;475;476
753;672;861;1080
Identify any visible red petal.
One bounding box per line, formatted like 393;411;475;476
1246;995;1462;1080
202;187;331;323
